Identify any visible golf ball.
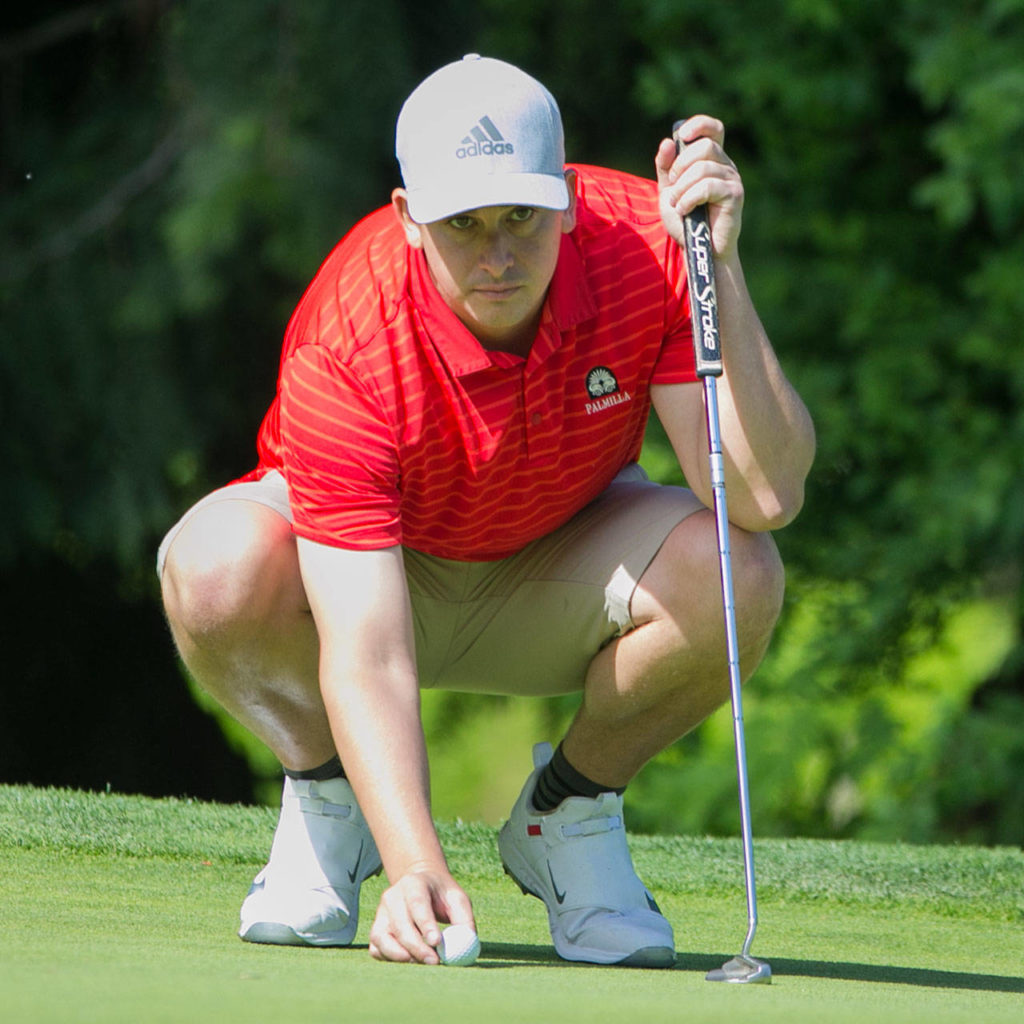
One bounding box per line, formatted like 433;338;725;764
438;924;480;966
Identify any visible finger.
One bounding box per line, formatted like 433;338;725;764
396;916;441;965
435;883;476;931
665;153;737;218
667;167;742;220
674;114;725;149
407;890;445;959
404;878;454;962
369;902;411;963
369;932;414;963
655;137;679;186
373;887;441;965
370;904;417;963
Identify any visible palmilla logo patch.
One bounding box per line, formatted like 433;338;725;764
457;116;515;159
586;366;619;398
584;366;632;415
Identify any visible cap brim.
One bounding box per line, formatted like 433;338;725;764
405;172;570;225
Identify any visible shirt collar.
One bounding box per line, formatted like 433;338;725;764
528;233;597;370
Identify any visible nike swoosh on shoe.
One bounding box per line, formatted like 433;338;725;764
347;840;364;884
547;861;567;904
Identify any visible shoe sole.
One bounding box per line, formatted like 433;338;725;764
240;921;354;947
238;863;383;948
500;860;676;969
616;946;678;968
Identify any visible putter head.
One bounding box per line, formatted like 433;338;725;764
706;954;772;984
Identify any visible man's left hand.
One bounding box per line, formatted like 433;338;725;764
656;115;744;261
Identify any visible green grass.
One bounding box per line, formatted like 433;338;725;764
1;785;1022;1023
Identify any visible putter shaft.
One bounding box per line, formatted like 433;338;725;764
703;374;760;963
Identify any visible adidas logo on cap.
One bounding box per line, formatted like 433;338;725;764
456;116;516;159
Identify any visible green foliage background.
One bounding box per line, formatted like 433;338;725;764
2;0;1021;845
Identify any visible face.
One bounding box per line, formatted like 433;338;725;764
393;175;577;352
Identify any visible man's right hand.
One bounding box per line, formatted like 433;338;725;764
368;866;476;964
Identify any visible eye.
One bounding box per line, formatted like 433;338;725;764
508;207;536;223
447;214;476;230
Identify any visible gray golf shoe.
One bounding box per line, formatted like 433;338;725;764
239;776;381;946
498;742;676;967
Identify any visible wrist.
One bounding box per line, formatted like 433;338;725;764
381;843;450;884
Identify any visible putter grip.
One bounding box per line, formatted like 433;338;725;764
672;121;723;378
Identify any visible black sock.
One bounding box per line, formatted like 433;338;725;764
531;742;624;812
283;755;346;782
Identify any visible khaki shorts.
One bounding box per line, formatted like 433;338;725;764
157;466;705;696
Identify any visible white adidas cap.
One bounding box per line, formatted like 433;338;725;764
396;54;570;224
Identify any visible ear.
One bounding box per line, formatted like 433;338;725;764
391;189;423;248
560;169;579;234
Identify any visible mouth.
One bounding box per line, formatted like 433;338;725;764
473;283;524;298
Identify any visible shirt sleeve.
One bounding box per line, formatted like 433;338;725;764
651;236;698;385
279;342;403;549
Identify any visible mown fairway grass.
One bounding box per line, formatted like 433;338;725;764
1;785;1021;1023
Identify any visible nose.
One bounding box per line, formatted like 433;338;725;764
479;229;514;277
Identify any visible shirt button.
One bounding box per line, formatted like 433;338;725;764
531;412;543;426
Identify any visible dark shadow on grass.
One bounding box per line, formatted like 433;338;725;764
479;942;564;968
291;942;1024;990
262;942;562;970
480;945;1024;991
480;942;692;970
677;953;1024;993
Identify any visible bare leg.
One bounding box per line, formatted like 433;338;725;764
161;498;384;947
563;509;785;786
160;500;334;772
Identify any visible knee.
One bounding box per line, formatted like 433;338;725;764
729;527;786;643
640;510;785;647
161;504;301;644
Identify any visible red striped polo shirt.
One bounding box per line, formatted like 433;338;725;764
241;164;698;561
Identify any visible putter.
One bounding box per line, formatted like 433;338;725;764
673;122;771;985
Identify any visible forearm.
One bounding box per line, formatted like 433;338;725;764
320;656;446;882
711;252;816;528
295;540;447;883
654;119;815;531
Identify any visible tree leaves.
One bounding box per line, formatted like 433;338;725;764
2;0;1021;840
